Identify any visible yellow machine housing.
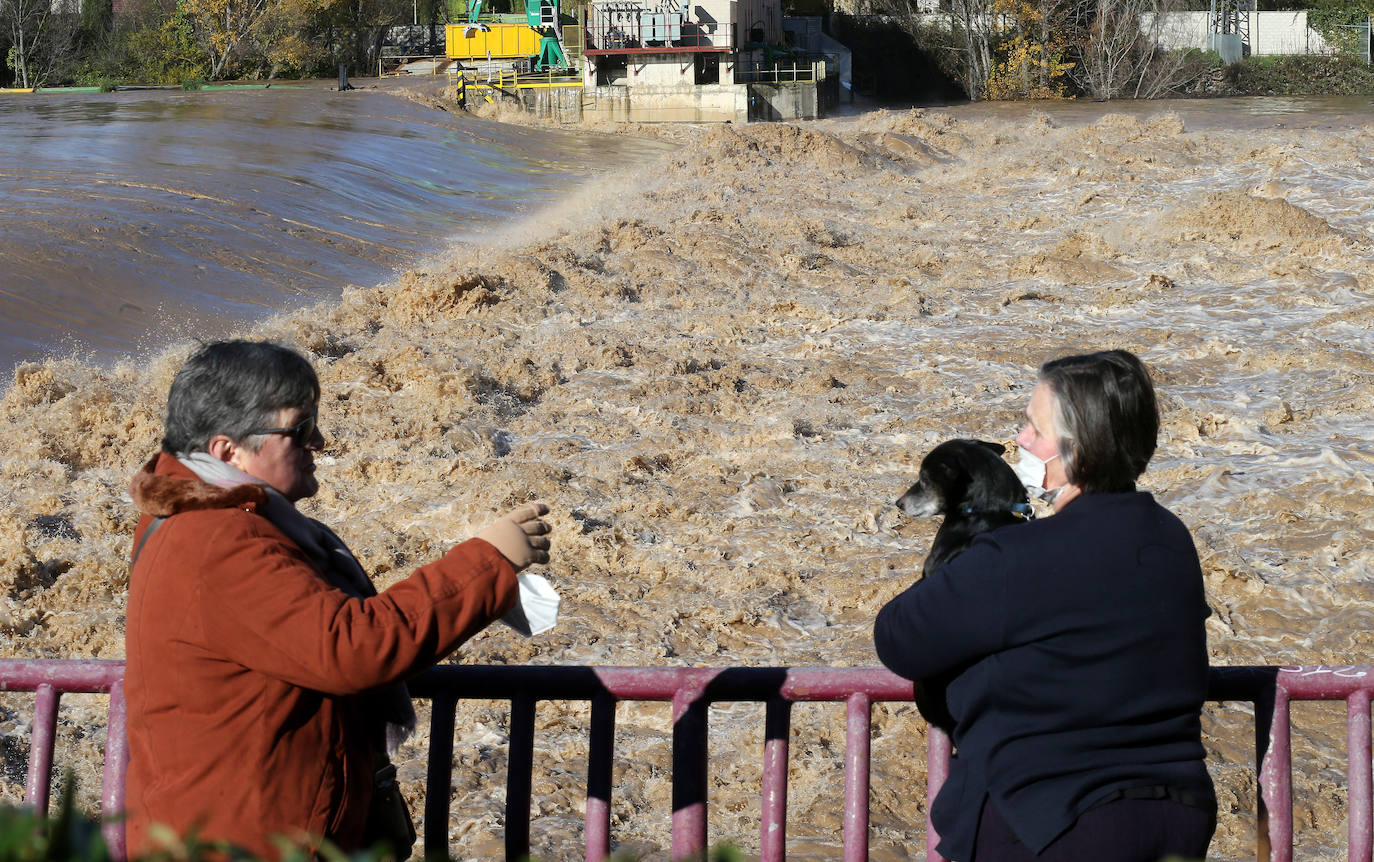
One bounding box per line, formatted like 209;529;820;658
445;23;545;60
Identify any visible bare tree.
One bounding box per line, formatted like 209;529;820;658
867;0;996;99
2;0;78;86
1070;0;1197;98
949;0;996;98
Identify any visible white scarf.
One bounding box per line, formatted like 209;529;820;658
178;452;416;754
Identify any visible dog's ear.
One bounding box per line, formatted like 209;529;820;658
976;440;1006;456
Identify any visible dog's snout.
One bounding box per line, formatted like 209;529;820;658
897;486;943;518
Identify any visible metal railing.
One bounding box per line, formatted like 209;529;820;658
583;9;728;54
1207;665;1374;862
382;24;444;55
5;660;1374;861
735;58;822;84
478;68;583;88
408;666;911;861
0;660;127;858
464;68;584;104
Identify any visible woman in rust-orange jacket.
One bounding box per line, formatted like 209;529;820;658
124;340;553;859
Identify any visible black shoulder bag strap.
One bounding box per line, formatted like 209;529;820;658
130;516;167;566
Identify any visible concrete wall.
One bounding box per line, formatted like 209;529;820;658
516;87;586;122
747;81;818;120
583;82;749;122
583;51;736;87
634;54;713;85
693;0;737;45
1143;10;1342;55
579;80;828;122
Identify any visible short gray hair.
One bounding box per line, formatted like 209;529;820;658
1038;349;1159;494
161;340;320;455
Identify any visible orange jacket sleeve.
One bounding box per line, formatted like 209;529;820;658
187;508;518;694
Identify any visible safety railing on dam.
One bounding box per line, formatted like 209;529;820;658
2;660;1371;861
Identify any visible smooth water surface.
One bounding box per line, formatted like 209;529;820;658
0;86;660;371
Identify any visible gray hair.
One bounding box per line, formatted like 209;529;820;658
161;340;320;455
1038;349;1159;494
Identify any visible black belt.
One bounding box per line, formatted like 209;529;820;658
1090;784;1215;813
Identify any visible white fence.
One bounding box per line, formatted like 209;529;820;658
1143;11;1349;56
901;9;1370;57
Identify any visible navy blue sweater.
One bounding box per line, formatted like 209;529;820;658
874;492;1213;861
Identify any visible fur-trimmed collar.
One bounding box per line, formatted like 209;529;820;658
129;452;268;517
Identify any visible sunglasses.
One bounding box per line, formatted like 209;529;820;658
246;414;318;447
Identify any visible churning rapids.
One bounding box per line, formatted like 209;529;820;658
1;89;1373;860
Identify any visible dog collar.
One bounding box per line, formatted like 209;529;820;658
959;502;1035;521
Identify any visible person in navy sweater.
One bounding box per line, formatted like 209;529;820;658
875;350;1216;862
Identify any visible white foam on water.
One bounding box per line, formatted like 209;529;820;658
3;95;1374;858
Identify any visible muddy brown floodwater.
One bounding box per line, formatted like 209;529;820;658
0;83;666;372
1;93;1373;860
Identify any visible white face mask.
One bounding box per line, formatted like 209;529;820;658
501;573;560;637
1013;446;1060;495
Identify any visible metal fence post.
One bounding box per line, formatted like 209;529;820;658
1347;689;1372;862
424;694;458;860
671;684;709;860
24;684;58;814
1257;683;1291;862
506;692;537;859
760;698;791;861
586;693;616;862
102;679;128;862
842;693;871;862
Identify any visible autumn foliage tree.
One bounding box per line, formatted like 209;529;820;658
177;0;268;77
983;0;1074;98
249;0;333;75
170;0;389;79
869;0;1240;101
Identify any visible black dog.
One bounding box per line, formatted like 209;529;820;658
898;438;1033;577
895;438;1033;732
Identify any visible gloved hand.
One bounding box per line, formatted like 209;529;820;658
476;503;552;571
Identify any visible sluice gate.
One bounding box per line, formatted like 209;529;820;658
3;659;1371;861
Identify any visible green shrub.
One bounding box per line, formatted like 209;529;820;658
5;786;747;862
1308;7;1371;56
1227;53;1374;95
119;16;210;85
68;72;122;90
0;783;396;862
0;783;110;862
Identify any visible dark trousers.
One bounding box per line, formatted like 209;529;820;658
974;795;1216;862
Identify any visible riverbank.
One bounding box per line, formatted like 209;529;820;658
2;98;1372;858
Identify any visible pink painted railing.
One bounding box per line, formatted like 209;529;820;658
1205;665;1374;862
0;660;127;857
406;665;913;862
2;661;1371;861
